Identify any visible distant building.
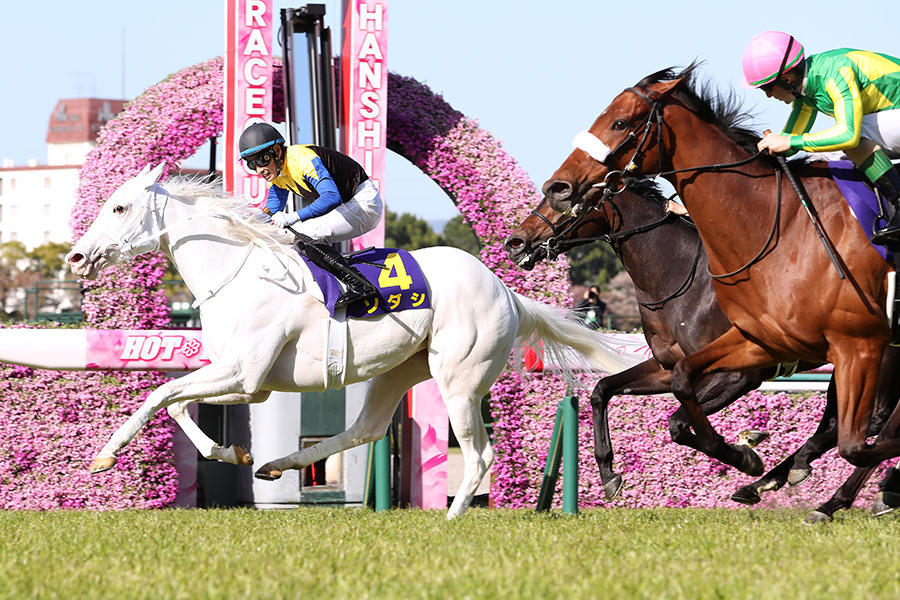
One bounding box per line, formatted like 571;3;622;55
0;98;127;250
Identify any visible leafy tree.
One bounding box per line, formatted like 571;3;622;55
439;215;480;257
0;241;40;318
565;243;621;289
383;209;441;250
28;241;72;279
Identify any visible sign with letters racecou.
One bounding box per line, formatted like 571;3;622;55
224;0;275;206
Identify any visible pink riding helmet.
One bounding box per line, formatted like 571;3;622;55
742;31;805;88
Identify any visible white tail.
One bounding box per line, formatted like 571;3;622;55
511;291;641;379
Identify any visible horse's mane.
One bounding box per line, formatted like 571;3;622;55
626;178;669;206
636;61;781;168
164;176;295;247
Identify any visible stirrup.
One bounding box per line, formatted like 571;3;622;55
872;219;900;246
334;285;378;310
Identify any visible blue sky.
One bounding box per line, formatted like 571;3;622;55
1;1;897;221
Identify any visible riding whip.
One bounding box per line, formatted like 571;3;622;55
764;131;845;279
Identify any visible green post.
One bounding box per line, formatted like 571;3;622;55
374;434;391;512
562;393;579;514
536;404;564;512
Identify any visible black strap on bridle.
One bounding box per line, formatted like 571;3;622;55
532;188;704;309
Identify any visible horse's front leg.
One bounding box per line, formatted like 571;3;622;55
91;352;280;473
590;359;671;501
166;391;271;465
670;326;778;476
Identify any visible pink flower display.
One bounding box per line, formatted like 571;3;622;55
3;57;884;511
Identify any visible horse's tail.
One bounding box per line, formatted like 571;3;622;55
511;291;640;380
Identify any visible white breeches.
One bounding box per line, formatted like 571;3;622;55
292;179;383;243
813;109;900;160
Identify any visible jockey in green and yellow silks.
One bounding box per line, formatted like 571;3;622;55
743;32;900;245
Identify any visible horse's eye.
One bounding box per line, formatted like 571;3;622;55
113;205;126;214
612;120;628;131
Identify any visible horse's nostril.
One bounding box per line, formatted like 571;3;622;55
504;237;523;250
67;253;84;264
545;180;573;201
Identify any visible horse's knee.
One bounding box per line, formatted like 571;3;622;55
670;363;694;398
838;441;875;466
166;402;187;419
589;381;612;409
668;412;693;445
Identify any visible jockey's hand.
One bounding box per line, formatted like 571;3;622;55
757;132;791;155
272;211;300;228
665;199;689;216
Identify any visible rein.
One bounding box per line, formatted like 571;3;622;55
532;188;705;309
579;85;846;279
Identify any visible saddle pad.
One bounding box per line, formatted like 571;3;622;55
300;247;431;318
828;160;892;262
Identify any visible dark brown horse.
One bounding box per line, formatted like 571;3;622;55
540;62;900;483
505;179;900;519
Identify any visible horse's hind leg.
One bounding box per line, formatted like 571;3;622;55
166;391;270;465
254;352;431;481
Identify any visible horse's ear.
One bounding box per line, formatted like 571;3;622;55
146;163;166;186
653;77;684;97
137;163;152;177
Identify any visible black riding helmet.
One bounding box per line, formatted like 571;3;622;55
239;123;285;159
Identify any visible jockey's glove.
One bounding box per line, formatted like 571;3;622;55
272;211;301;228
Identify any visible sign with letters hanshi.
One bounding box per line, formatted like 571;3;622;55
224;0;275;206
342;0;388;250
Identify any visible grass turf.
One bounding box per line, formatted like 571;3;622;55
2;507;899;599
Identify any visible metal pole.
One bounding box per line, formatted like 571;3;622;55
562;393;579;514
536;401;564;512
374;433;391;511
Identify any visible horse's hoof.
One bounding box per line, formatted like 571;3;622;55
254;463;283;481
872;491;900;517
232;445;253;466
803;510;832;525
737;430;770;448
89;457;117;474
602;474;624;501
788;467;812;487
735;445;764;477
730;484;761;505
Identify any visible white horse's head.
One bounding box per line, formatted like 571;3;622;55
66;163;168;279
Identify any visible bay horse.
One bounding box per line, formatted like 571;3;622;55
64;163;637;518
541;62;900;485
505;178;900;519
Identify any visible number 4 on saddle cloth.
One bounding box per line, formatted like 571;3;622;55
297;246;431;319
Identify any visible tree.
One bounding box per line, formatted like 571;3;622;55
28;241;72;279
439;215;480;257
0;241;40;318
383;209;441;250
565;243;621;289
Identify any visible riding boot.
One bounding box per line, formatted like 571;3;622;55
870;167;900;245
293;235;379;309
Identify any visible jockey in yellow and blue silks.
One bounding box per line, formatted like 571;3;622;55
239;122;382;309
743;32;900;245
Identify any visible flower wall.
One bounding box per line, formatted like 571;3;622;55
0;58;225;509
2;56;881;512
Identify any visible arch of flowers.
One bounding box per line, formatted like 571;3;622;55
2;57;888;510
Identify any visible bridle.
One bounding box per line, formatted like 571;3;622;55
571;85;785;280
528;187;704;309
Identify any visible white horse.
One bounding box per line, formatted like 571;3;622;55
65;163;637;518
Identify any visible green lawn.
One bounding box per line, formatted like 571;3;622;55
2;507;899;599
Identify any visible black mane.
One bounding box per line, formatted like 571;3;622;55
636;61;778;166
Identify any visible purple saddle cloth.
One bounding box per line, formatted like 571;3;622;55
300;247;431;319
828;160;892;262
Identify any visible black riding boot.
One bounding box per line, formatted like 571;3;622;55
870;167;900;245
293;235;379;309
